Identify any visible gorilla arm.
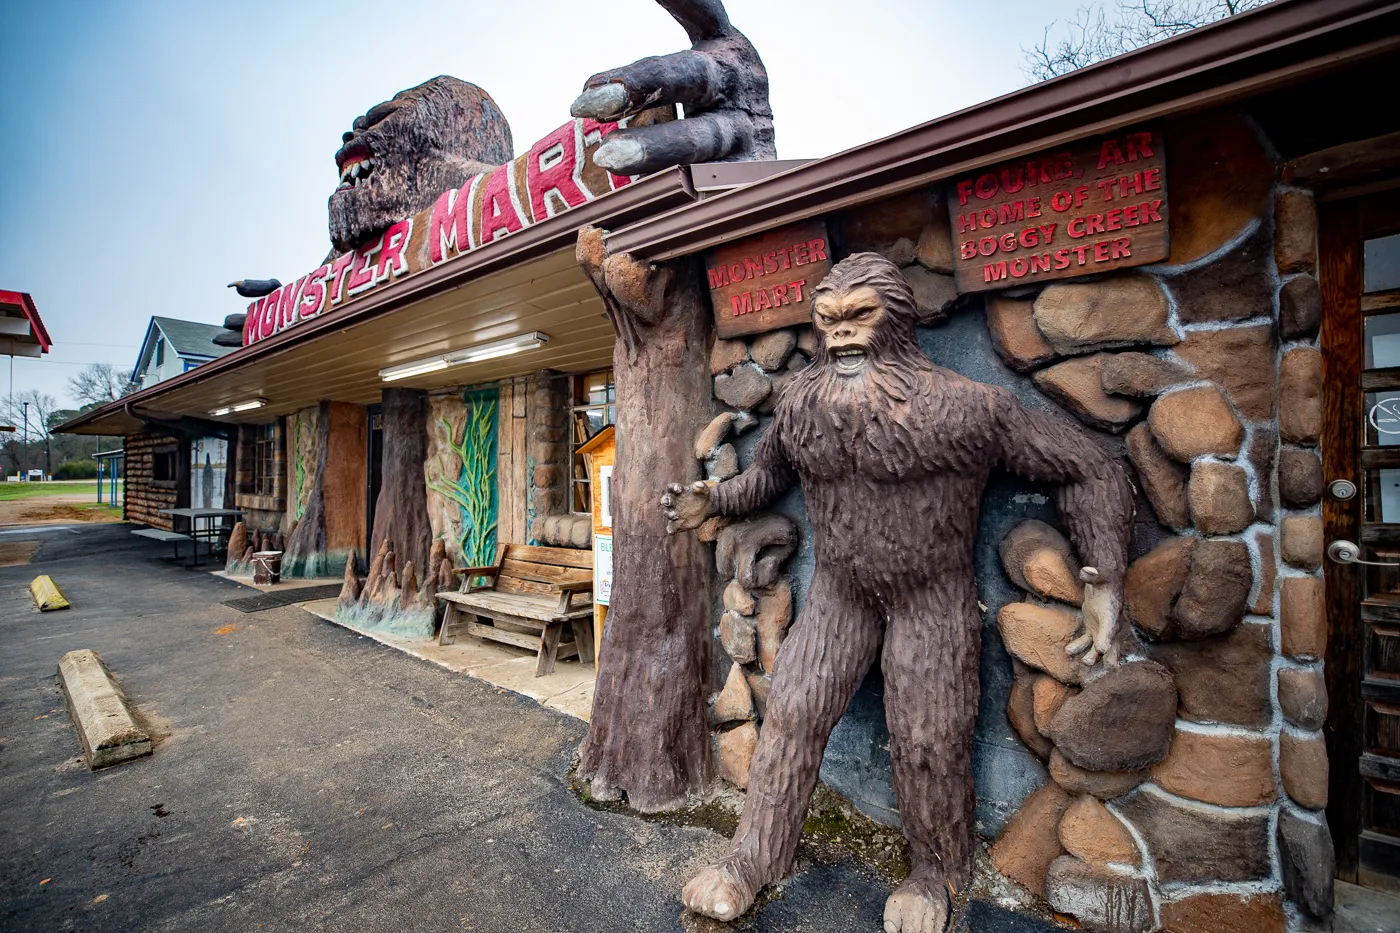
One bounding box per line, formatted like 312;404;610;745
991;388;1135;666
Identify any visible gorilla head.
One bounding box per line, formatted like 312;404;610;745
327;76;514;255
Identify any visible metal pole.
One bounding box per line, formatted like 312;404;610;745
21;401;28;478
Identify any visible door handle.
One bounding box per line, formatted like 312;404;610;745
1328;539;1400;567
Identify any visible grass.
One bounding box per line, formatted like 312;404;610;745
0;480;123;502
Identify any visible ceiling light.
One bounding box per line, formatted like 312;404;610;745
379;332;549;383
209;398;268;417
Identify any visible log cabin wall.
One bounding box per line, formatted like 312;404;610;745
691;107;1329;932
123;430;181;530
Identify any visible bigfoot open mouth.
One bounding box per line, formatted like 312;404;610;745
334;141;377;193
831;346;868;375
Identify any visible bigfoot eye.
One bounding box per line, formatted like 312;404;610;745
855;308;873;320
816;313;836;326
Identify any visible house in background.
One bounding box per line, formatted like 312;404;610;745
132;316;235;389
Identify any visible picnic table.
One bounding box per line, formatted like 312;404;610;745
154;507;243;567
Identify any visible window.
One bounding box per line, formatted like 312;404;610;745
251;423;278;497
570;369;615;513
152;445;178;486
155;337;165;367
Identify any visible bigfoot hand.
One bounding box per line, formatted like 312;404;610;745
1067;567;1121;667
661;481;714;534
570;0;775;175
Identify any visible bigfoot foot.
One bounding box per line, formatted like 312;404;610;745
884;870;953;933
682;856;759;922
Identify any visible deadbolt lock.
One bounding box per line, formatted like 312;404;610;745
1329;479;1357;501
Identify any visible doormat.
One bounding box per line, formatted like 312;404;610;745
222;585;343;613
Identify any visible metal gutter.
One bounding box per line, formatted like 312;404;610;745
607;0;1400;261
56;166;696;435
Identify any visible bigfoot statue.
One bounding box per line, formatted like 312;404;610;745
661;254;1134;932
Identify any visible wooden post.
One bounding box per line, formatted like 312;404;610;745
575;226;717;812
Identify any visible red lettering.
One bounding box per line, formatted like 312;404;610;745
301;265;329;319
345;245;376;296
763;250;779;275
1067;217;1087;239
327;252;355;305
956;179;974;206
974;172;999;200
1140;199;1163;223
1010;257;1028;277
376;220;410;280
793;242;810;265
999;232;1017;252
979;237;997;256
1030;252;1052;273
428;184;472;264
527;122;588;220
958;213;978;234
708;266;731;289
1093;241;1112;262
1027;197;1042;218
754;288;772;311
745;257;763;279
257;293;277;340
961;241;977;260
773;283;789;305
1105;208;1123;232
1085;214;1106;235
999;200;1025;225
1112;238;1132;259
1126;131;1154;161
729;262;745;283
788;279;806;302
1053;249;1071;270
731;292;753;316
1038;223;1058;243
1050;190;1073;212
1002;166;1025;194
980;208;997;228
1071;244;1092;265
983;261;1009;283
1097;138;1125;170
1143;167;1162;191
808;238;828;262
1018;228;1040;249
477;165;524;244
1074;186;1090;208
1123;204;1140;226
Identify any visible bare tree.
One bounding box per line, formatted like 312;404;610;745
68;362;134;408
1024;0;1275;82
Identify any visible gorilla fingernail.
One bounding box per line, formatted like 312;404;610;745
570;83;628;120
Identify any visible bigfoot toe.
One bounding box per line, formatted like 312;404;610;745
682;858;759;921
884;870;953;933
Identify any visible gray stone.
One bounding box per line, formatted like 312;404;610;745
1277;806;1335;920
880;236;917;267
1033;276;1176;355
1168;223;1275;324
711;337;748;375
1188;462;1254;536
1151;622;1273;728
916;218;955;273
1047;661;1177;772
1279;447;1323;508
58;649;152;769
713;364;772;411
1279;347;1323;447
749;329;797;372
905;265;958;325
1115;786;1272;884
1278;667;1328;731
1045;856;1154;933
1174;538;1252;639
1276;189;1318;275
1280;274;1322;341
1048;749;1147;800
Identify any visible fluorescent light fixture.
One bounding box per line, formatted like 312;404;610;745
378;332;549;383
209;397;268;417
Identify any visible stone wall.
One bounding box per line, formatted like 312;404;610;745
123;431;180;530
526;372;592;549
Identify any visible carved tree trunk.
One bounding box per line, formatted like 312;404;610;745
576;227;717;811
370;388;432;578
284;404;329;578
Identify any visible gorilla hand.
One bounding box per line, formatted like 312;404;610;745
1067;567;1121;667
661;480;714;534
570;0;775;175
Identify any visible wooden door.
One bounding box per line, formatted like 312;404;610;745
1322;187;1400;890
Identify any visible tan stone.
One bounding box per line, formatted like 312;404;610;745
697;515;730;542
694;412;737;460
999;520;1082;604
1275;189;1318;274
1048;749;1147;800
719;610;757;665
1166;112;1274;266
1047;661;1178;772
746;670;772;720
717;722;759;788
1189;462;1254;536
1148;385;1244;462
986;294;1057;373
754;579;793;674
1280;731;1329;810
916;217;955;273
1279;347;1323;446
1009;668;1052;759
1278;667;1328;731
723;579;755;616
1124;536;1194;640
714;364;772;411
990;783;1072;897
839;189;931;247
1175;325;1276;421
1151;621;1274;728
1160;892;1286;933
1126;423;1190;530
1058;795;1139;869
1279;447;1323;508
1281;515;1324;570
1280;274;1322;341
1250;529;1276;616
1247;425;1278;524
1174;538;1253;639
997;602;1086;685
905;265;958;325
711;337;748;375
1032;676;1078;735
1282;576;1326;660
1033;355;1145;433
1151;728;1276;807
1033;276;1176;355
749;329;796;372
1099;351;1193;397
711;663;754;723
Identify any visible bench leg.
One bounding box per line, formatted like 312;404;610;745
570;618;595;664
438;603;460;646
536;621;565;677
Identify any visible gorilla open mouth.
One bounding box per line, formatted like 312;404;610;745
831;347;867;376
334;140;378;194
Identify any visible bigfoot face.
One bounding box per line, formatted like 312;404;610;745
812;285;887;377
328;76;513;255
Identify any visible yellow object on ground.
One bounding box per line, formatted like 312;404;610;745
30;575;70;611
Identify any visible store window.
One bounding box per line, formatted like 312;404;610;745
570;369;615;513
152;444;178;487
251;423;278;497
235;420;286;511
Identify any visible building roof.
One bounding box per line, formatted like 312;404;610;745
133;316;236;380
0;290;52;358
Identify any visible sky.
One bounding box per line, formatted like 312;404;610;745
0;0;1089;409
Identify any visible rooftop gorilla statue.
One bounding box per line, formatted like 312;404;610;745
661;254;1134;933
217;0;773;344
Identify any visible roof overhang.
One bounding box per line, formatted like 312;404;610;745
57;166;699;436
607;0;1400;262
0;290;51;357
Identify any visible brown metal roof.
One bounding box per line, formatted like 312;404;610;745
607;0;1400;262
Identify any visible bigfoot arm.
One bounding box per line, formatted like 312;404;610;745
710;422;797;517
993;389;1134;665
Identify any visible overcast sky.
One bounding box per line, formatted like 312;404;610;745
0;0;1087;408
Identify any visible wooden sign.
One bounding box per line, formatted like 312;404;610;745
705;220;833;339
949;126;1168;293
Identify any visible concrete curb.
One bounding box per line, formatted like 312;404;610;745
57;649;151;769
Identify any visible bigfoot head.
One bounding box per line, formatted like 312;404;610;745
327;76;513;254
809;253;922;375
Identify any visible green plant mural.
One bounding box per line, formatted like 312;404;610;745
427;389;498;567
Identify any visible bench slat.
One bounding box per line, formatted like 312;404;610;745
505;544;592;570
132;529;192;542
465;621;579;660
438;590;592;622
500;558;592;586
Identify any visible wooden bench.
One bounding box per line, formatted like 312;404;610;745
437;543;594;676
131;527;193;560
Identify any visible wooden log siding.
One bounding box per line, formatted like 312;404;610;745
496;380;529;546
123;431;180;530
